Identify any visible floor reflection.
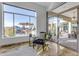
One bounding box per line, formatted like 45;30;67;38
0;41;78;56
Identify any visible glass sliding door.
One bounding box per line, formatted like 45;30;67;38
58;9;78;55
58;17;77;56
48;15;78;55
48;16;60;42
48;16;58;55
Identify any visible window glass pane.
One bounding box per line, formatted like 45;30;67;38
30;17;37;36
4;13;14;37
48;17;57;36
15;14;29;36
4;4;36;16
3;4;37;37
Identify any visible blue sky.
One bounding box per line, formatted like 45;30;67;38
4;4;36;27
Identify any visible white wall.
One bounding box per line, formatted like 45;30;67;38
0;2;47;46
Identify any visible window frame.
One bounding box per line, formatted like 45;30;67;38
3;3;37;38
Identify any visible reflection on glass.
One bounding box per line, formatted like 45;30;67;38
58;17;77;55
48;15;77;55
48;17;59;42
30;17;37;36
15;14;29;36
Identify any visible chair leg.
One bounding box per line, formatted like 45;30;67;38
42;44;44;51
29;39;31;46
33;43;35;48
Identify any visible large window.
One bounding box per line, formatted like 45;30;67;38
3;4;37;38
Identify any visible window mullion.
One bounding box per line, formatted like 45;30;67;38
13;13;15;37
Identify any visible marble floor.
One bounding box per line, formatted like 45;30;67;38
0;41;78;56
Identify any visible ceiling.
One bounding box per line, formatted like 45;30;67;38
34;2;65;11
35;2;79;18
52;2;79;18
52;2;79;14
62;9;77;18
